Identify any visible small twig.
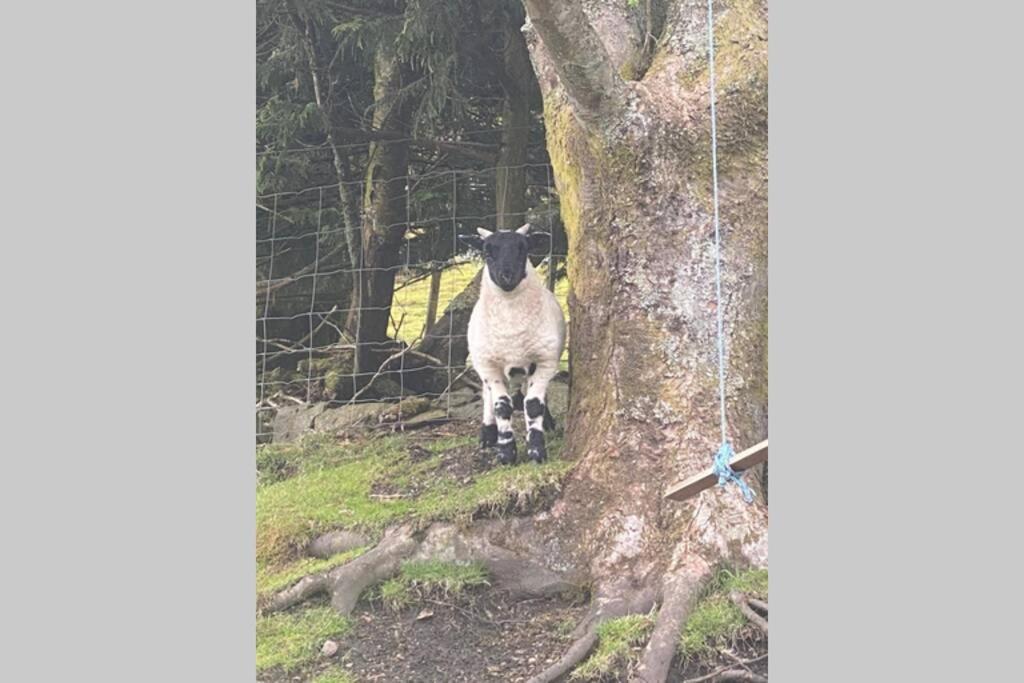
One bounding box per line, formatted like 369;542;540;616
682;654;768;683
713;671;767;683
269;391;307;406
260;305;340;363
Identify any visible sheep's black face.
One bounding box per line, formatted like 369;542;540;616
484;231;529;292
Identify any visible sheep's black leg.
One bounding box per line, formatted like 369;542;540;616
542;405;556;432
481;423;498;447
494;395;517;465
523;362;559;463
525;398;548;463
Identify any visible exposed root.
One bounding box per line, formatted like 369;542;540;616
729;591;768;635
329;528;420;615
633;561;711;683
264;522;579;619
681;655;767;683
263;571;333;613
526;580;658;683
262;527;419;616
746;597;768;615
306;529;371;559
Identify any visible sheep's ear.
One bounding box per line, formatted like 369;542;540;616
515;223;531;235
459;234;485;253
476;227;494;238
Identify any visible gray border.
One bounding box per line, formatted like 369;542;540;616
4;1;255;680
772;1;1021;681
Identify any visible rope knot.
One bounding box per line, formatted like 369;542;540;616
712;441;755;503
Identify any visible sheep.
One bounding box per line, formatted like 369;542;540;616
466;223;566;465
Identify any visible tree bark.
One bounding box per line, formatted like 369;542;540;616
517;2;769;677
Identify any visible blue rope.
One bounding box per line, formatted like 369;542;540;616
707;0;754;503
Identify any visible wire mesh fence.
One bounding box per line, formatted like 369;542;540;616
256;162;569;443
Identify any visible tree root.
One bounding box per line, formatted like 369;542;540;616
681;655;767;683
632;561;711;683
328;528;421;614
729;591;768;635
526;580;659;683
263;522;579;618
306;530;371;559
263;526;419;616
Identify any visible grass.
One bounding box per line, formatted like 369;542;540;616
677;568;769;661
310;671;357;683
373;559;490;610
388;260;571;370
257;432;362;486
570;613;656;681
257;431;572;567
256;606;351;673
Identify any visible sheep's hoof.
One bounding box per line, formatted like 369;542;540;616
480;423;498;448
496;441;517;465
527;430;547;463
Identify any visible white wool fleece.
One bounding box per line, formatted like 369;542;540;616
467;260;566;380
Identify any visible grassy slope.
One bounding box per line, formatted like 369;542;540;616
257;432;571;569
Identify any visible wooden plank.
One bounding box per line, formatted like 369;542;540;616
663;439;768;502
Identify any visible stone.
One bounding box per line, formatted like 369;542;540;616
270;403;327;443
314;402;391;433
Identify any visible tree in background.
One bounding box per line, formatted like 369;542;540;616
256;0;562;393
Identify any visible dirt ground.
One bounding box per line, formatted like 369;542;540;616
259;587;767;683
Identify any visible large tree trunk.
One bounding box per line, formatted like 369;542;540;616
518;0;769;678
